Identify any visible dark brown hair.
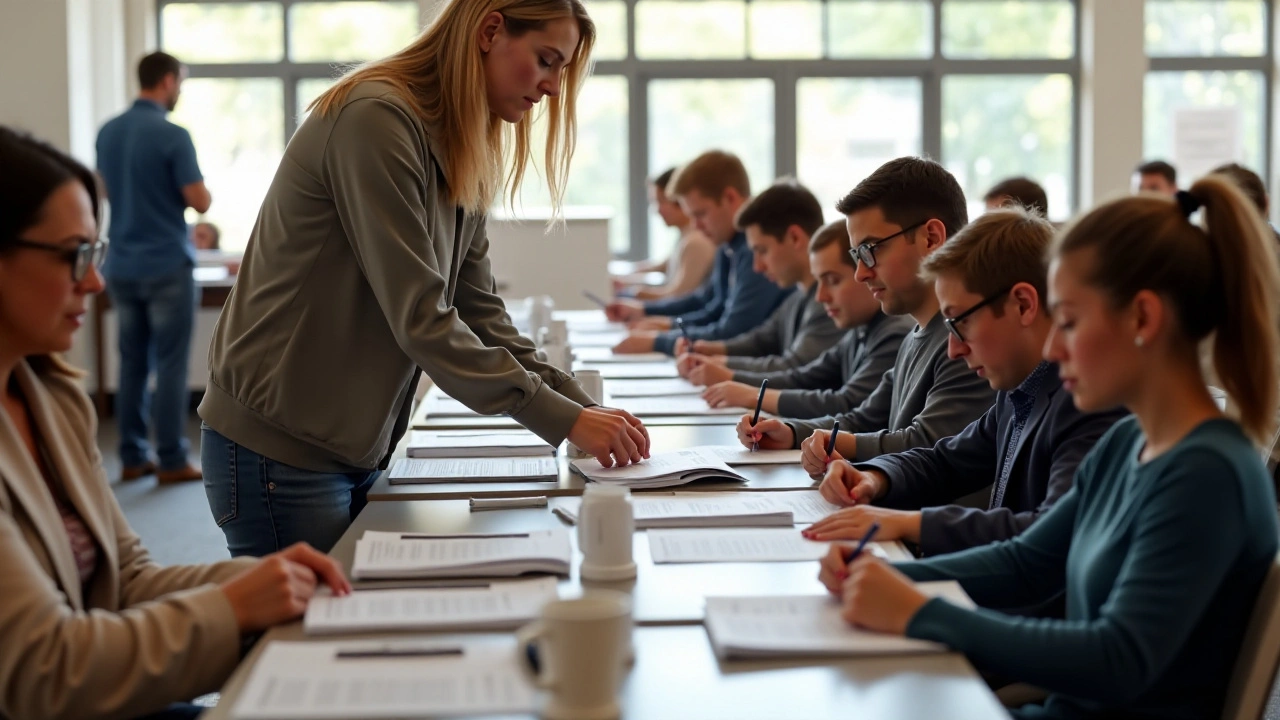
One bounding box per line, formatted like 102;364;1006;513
138;52;183;89
734;179;824;241
1053;175;1280;442
921;205;1054;316
984;176;1049;217
835;157;968;240
1212;162;1268;214
807;220;854;268
1136;160;1177;185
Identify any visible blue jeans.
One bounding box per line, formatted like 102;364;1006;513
106;267;196;471
201;425;380;557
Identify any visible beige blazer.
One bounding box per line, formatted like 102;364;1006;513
0;360;255;720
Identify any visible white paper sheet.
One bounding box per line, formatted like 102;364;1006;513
701;446;804;466
617;396;744;416
388;457;559;482
552;496;793;528
232;640;536;719
576;361;680;379
406;431;555;458
569;330;628;347
424;394;485;417
704;584;974;659
352;528;572;579
647;527;887;563
575;347;670;364
605;378;703;398
304;577;559;634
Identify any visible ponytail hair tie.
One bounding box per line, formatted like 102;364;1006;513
1175;190;1202;219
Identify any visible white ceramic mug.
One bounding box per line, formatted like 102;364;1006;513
516;591;633;720
574;369;605;405
528;295;556;335
578;485;636;581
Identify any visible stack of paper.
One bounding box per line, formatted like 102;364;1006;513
423;391;485;418
576;361;680;379
351;529;572;580
570;447;747;489
387;457;559;484
303;577;559;635
617;396;744;417
606;377;703;398
575;347;670;364
232;640;536;719
552;495;793;529
704;583;974;659
405;431;556;458
646;527;887;564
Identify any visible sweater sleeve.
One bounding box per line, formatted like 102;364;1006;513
719;292;789;360
788;367;896;446
653;251;789;354
725;297;843;374
903;450;1250;704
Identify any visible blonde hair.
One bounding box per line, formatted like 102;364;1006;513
1053;176;1280;443
311;0;595;214
921;206;1055;314
668;150;751;201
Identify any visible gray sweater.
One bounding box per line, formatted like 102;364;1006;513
733;312;912;419
200;82;595;473
788;312;997;459
721;283;843;373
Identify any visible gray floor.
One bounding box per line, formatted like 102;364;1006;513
100;416;1280;718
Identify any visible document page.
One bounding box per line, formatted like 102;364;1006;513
232;640;536;719
552;495;793;528
605;378;703;398
704;583;973;658
582;361;681;379
407;431;551;451
352;528;571;579
575;347;670;364
647;527;887;563
425;394;485;418
304;577;559;634
617;396;744;416
569;330;628;347
389;457;559;481
701;446;804;466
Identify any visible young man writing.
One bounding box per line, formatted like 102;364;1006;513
674;179;844;374
698;220;912;417
738;157;996;473
804;207;1126;559
607;150;789;355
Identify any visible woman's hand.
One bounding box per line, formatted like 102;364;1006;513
803;506;921;543
220;543;350;632
838;554;929;635
688;361;733;387
735;415;794;450
569;406;651;467
702;381;755;409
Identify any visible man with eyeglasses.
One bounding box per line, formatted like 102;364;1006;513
805;206;1125;570
738;157;995;469
95;51;211;484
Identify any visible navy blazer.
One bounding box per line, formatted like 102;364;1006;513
858;365;1127;558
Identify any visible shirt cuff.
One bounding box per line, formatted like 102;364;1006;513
652;333;677;355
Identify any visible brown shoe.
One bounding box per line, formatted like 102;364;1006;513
120;461;158;481
156;464;203;485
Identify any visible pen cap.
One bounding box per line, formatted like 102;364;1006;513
579;485;636;581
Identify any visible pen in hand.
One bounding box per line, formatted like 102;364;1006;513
675;317;693;354
842;521;881;564
824;421;841;462
750;378;768;452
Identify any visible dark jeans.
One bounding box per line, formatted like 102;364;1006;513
201;425;380;557
134;702;204;720
106;266;197;471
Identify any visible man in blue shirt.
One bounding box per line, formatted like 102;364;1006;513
606;150;790;355
97;51;211;484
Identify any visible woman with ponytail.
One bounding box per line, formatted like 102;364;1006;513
199;0;650;558
817;175;1280;719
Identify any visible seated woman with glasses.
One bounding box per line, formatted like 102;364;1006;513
820;175;1280;720
0;125;351;720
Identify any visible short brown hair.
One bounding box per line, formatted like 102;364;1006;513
835;157;968;239
1054;175;1280;443
668;150;751;201
138;52;183;89
1212;162;1268;214
651;167;677;191
920;206;1054;316
734;179;824;240
984;176;1049;217
1136;160;1177;185
808;220;854;268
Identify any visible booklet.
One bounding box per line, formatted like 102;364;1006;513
387;457;559;484
704;583;975;659
303;577;559;635
351;528;572;580
405;430;556;459
570;447;747;489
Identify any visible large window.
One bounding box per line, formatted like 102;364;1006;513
1144;0;1273;192
161;0;1081;256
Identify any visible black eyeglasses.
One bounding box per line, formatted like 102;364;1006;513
945;287;1013;343
11;238;106;282
849;221;927;269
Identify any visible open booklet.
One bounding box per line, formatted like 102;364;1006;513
351;528;572;580
232;639;536;719
552;495;794;529
570;447;748;489
704;582;975;659
387;457;559;484
406;430;556;458
304;577;559;635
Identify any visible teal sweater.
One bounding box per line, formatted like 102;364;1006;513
898;417;1278;719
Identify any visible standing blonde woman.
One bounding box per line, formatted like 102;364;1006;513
201;0;650;558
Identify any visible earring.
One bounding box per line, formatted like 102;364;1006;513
1134;336;1145;348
